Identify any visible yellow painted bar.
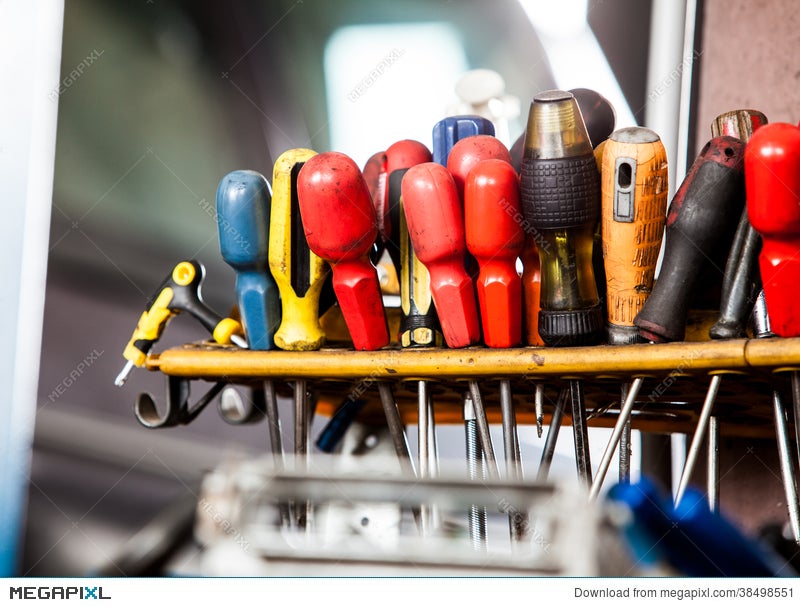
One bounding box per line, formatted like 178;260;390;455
145;338;770;381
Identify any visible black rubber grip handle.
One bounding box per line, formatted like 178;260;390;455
635;137;745;342
520;153;600;229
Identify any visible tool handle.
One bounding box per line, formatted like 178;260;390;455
465;159;524;347
432;115;495;166
401;162;480;347
521;238;544;346
601;128;668;344
388;169;442;348
269;148;328;351
216;170;280;350
447;135;511;198
297;152;388;350
634;136;746;342
746;122;800;337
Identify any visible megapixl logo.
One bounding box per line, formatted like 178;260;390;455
9;586;111;600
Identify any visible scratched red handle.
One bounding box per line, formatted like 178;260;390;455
746;122;800;337
465;158;524;347
401;162;480;347
447;135;512;198
297;151;389;350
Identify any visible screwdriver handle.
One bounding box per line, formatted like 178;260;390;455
465;158;524;347
634;137;746;342
708;109;767;339
384;140;442;348
401;162;480;347
216;170;280;350
447;134;512;198
269;148;329;351
601;127;669;344
297;152;389;350
432;115;495;166
745;122;800;338
521;238;544;346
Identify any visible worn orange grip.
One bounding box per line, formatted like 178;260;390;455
601;128;668;344
401;162;480;348
465;159;524;347
297;152;389;350
521;238;544;346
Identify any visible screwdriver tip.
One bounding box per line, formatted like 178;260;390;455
231;334;249;349
537;417;543;438
114;361;135;387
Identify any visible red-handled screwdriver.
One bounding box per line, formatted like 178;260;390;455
401;162;480;348
296;152;389;351
447;134;513;199
746;122;800;498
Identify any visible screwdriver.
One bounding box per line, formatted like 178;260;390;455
522;239;545;436
752;291;800;543
589;127;668;500
432;114;495;166
269;148;329;351
296;152;389;351
634;136;746;343
708;110;767;340
115;260;246;386
465;158;526;541
402;162;499;480
746;121;800;505
447;134;512;198
519;90;602;486
383;140;437;509
215;170;281;349
700;111;766;510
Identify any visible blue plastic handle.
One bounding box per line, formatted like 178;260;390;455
431;115;495;166
215;170;280;350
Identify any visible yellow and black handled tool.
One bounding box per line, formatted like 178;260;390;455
269;148;330;351
115;260;246;386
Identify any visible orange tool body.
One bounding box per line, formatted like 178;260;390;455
401;162;480;348
465;158;525;347
601;127;669;344
296;152;389;350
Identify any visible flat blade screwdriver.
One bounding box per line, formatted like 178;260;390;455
590;127;669;500
520;90;603;487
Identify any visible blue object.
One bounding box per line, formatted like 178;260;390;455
216;170;280;350
315;397;367;453
607;478;793;576
431;115;495;166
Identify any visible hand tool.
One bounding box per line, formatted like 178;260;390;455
520;90;602;486
296;151;389;351
746;121;800;531
708;110;767;339
215;170;281;350
432;115;495;166
446;134;511;198
381;140;437;533
700;111;766;511
589;127;669;500
402;162;500;482
753;291;800;543
115;260;246;387
314;396;367;454
536;387;569;482
634;136;746;342
523;240;545;437
465;157;526;540
269;148;329;351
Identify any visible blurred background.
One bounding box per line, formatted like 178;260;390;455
5;0;798;577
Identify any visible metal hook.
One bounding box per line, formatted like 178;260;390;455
135;376;224;429
218;385;267;425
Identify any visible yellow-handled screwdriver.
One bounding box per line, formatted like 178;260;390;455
115;260;246;386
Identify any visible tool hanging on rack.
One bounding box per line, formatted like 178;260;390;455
114;259;247;388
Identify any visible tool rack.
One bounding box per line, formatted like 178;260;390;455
143;326;800;440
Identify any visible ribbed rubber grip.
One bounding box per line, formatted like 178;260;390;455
538;306;603;347
520;153;600;229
